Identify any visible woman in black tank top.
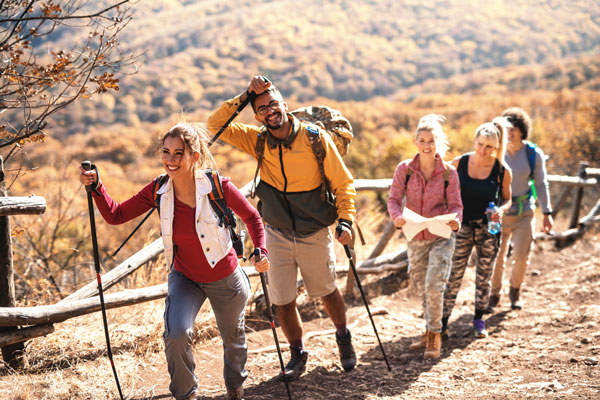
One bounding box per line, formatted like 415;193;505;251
442;118;512;340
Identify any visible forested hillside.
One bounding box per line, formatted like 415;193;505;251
4;0;600;304
46;0;600;135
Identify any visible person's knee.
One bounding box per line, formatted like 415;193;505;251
321;288;340;301
277;299;297;314
164;326;193;347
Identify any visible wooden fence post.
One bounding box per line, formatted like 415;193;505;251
0;156;25;368
568;162;588;229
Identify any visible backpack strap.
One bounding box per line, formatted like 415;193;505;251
204;169;236;230
442;167;451;191
305;124;330;201
404;168;412;190
524;141;537;200
495;160;505;205
153;174;169;215
250;128;268;199
525;141;537;179
441;164;451;207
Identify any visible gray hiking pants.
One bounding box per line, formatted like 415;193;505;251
163;268;249;399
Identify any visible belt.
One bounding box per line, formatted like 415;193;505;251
512;193;531;216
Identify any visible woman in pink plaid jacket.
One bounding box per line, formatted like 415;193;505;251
387;114;463;359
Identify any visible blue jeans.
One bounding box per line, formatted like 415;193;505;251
163;268;249;399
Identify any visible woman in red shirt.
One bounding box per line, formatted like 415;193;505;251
80;123;268;400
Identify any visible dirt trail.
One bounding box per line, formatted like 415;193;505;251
133;234;600;400
2;233;599;400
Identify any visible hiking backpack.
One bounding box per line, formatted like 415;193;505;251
152;169;245;259
524;141;537;199
250;105;364;243
251;105;354;202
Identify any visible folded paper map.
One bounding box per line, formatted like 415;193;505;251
402;208;457;241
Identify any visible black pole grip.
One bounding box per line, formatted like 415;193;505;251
81;161;100;195
252;247;262;262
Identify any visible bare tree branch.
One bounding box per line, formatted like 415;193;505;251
0;1;130;24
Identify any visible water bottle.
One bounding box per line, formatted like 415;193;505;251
486;201;501;234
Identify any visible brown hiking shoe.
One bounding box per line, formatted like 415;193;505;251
409;330;428;351
424;331;441;359
509;287;522;310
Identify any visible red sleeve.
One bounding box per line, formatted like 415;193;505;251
92;180;156;225
222;178;267;256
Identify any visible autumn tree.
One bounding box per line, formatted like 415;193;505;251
0;0;135;181
0;0;135;368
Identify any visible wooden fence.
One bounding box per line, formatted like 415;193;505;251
1;160;599;365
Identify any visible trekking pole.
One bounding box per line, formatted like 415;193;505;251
253;249;293;400
81;161;125;400
208;76;269;146
113;77;270;256
112;208;155;257
336;226;391;371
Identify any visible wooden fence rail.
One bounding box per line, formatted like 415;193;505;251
0;156;47;367
1;162;599;362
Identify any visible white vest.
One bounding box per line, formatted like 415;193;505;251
156;173;233;270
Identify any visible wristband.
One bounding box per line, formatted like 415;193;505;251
338;219;352;231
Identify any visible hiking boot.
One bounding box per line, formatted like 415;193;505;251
485;294;500;314
509;287;522;310
409;330;428;351
424;331;441;359
336;329;357;372
278;346;308;381
226;387;244;400
473;319;489;338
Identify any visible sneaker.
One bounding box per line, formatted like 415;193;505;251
473;319;489;338
278;346;308;381
335;330;357;372
226;387;244;400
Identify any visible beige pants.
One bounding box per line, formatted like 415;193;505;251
491;210;535;295
264;225;337;305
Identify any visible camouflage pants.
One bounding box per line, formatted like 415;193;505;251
407;235;455;333
443;219;500;320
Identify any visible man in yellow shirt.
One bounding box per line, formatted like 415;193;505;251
208;76;357;380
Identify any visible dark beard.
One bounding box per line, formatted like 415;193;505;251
265;111;286;130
